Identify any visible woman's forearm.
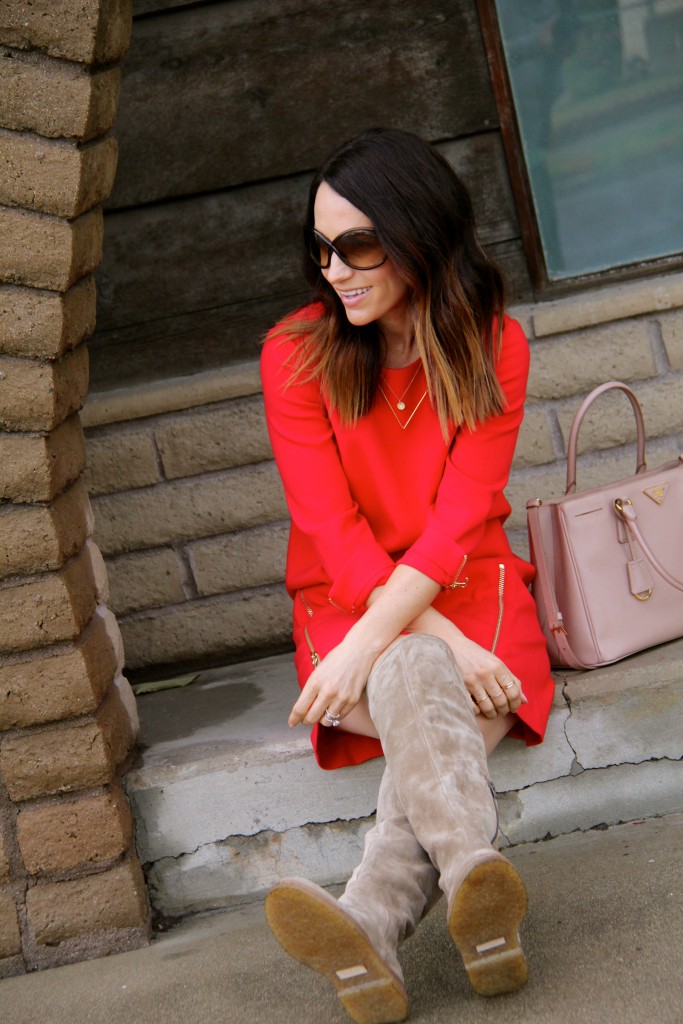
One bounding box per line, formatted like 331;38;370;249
366;579;463;646
406;605;465;644
346;564;441;659
288;565;440;727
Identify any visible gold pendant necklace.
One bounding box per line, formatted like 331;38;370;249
378;384;428;429
380;364;422;410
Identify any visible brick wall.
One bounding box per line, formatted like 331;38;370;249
0;0;150;977
81;271;683;677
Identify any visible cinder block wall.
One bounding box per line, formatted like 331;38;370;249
82;366;292;677
81;271;683;677
0;0;150;978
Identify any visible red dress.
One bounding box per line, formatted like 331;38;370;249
260;305;554;770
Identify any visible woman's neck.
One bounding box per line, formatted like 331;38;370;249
380;316;417;368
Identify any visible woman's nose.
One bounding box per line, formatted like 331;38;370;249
325;252;353;284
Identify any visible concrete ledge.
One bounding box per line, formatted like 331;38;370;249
125;639;683;918
82;361;262;428
522;269;683;338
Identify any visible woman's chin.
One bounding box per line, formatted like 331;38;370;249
341;306;373;327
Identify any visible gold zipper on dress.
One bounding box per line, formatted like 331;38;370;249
447;554;469;589
491;563;505;654
328;595;355;613
298;590;320;668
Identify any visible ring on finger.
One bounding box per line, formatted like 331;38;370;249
475;695;491;704
324;708;342;727
502;681;516;690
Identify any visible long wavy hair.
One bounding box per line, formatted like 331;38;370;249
277;128;506;436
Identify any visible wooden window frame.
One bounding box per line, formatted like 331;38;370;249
475;0;683;297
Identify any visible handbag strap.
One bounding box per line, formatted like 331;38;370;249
615;497;683;591
566;382;647;494
526;500;589;670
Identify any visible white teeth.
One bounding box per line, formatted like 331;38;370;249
341;288;369;297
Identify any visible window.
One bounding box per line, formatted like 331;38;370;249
481;0;683;282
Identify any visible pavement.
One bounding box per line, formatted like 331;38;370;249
3;813;682;1024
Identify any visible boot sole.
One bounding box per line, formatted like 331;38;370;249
265;878;409;1024
448;856;528;996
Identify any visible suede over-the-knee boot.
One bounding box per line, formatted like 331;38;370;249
366;633;528;997
339;765;442;978
265;767;439;1024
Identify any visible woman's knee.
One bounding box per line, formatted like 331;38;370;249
338;693;379;739
478;713;516;757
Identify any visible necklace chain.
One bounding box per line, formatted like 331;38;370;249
381;364;422;410
377;384;428;429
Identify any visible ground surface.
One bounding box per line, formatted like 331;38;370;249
3;814;682;1024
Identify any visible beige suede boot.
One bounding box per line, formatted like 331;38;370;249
264;768;440;1024
366;633;528;997
339;766;441;977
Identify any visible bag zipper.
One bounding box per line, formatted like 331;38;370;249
298;590;320;668
491;563;505;654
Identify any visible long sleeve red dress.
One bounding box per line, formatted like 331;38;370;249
260;304;554;770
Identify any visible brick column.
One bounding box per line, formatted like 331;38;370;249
0;1;150;976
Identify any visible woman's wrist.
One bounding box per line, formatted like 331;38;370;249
351;566;442;658
408;606;463;641
344;611;397;664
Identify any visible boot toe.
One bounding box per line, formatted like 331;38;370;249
447;855;528;997
265;877;409;1024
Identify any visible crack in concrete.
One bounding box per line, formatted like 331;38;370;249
147;812;377;867
561;678;584;772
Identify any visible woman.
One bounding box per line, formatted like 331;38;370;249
260;128;553;1024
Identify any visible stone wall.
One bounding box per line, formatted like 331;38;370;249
0;0;150;977
81;271;683;676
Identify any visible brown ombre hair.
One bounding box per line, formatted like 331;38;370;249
277;128;506;436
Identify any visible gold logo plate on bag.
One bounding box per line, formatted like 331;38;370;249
643;483;669;505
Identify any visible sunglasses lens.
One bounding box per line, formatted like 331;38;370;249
310;230;386;269
337;231;386;269
308;233;330;268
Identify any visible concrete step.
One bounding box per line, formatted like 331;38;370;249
124;640;683;919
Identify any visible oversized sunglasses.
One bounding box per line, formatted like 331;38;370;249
307;228;388;270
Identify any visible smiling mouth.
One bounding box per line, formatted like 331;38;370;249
339;287;370;297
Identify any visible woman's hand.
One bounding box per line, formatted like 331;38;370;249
407;608;527;719
288;634;377;728
290;566;442;730
446;632;527;719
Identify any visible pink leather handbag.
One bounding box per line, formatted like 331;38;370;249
527;381;683;670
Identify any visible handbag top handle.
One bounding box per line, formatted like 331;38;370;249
565;381;647;494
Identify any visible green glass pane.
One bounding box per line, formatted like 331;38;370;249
494;0;683;279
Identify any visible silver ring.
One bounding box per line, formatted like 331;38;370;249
502;681;516;690
475;695;490;704
324;709;342;727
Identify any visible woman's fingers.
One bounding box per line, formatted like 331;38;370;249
472;692;498;719
289;673;357;728
498;673;527;713
470;668;527;719
320;707;345;729
488;684;511;714
291;690;337;728
289;676;324;726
